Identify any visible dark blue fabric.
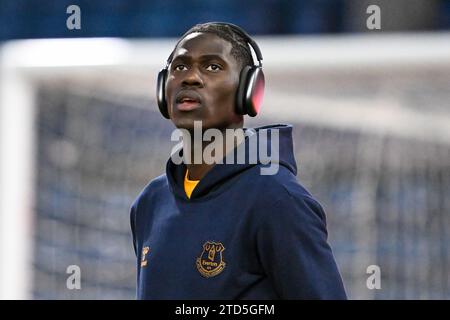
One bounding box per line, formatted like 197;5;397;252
130;124;347;299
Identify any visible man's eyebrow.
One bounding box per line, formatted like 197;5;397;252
171;54;228;63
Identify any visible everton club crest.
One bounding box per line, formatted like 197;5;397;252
196;241;226;278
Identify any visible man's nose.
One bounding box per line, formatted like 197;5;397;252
181;67;204;87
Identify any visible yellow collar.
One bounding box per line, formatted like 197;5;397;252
184;169;200;199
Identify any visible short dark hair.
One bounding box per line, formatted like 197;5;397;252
168;22;253;70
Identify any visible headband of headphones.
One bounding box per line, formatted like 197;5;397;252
164;22;263;69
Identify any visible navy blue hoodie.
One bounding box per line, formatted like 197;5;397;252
130;124;347;299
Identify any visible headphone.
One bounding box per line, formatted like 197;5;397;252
156;22;265;119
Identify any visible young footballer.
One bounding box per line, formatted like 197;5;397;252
130;22;346;299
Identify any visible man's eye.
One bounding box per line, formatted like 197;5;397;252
206;64;222;72
174;65;187;71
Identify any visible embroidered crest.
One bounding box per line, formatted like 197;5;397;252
196;241;226;278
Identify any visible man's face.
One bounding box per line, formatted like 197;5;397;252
165;32;243;131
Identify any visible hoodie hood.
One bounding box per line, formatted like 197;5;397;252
166;124;297;200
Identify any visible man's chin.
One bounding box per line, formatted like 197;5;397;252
173;119;209;133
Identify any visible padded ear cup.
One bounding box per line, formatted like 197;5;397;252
244;67;265;117
156;68;170;119
235;66;265;117
235;66;252;116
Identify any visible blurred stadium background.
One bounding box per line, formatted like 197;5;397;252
1;0;449;299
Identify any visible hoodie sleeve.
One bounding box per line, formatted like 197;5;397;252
256;193;347;299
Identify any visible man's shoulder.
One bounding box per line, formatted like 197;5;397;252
249;166;327;226
250;164;326;214
144;173;169;192
132;173;169;207
250;165;313;201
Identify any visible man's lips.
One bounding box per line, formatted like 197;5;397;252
176;100;201;111
175;90;202;111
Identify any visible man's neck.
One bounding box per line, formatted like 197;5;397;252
183;126;244;181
